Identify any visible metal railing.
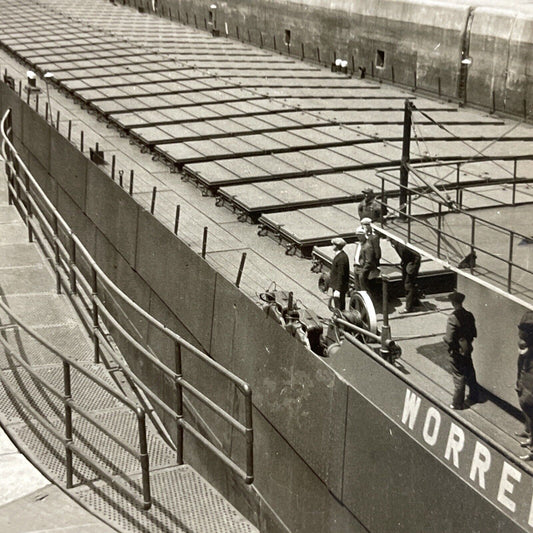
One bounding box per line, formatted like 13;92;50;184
0;300;152;509
1;107;254;485
374;162;533;295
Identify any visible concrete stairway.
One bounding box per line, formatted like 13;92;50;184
0;172;258;531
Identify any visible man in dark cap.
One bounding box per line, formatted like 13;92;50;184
358;188;387;222
390;238;422;313
443;290;479;409
329;237;350;310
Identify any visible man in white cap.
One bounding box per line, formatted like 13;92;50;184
329;237;350;310
360;217;381;263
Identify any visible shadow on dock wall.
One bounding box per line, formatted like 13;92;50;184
1;82;530;532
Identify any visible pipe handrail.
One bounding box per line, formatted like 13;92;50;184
0;303;151;509
1;106;254;484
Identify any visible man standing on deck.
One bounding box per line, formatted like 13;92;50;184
329;237;350;311
390;239;422;314
444;291;479;410
358;188;387;222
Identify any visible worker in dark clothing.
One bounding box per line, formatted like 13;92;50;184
517;315;533;459
443;291;479;410
358;188;387;222
390;239;422;313
329;237;350;311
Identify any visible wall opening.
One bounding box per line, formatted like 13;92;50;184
376;49;385;69
284;29;291;45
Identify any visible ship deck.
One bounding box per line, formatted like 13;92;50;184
0;0;532;529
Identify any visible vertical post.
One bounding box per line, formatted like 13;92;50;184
119;169;124;187
35;94;39;112
150;186;157;214
438;77;441;98
56;110;60;130
470;218;476;275
273;35;276;51
407;192;412;241
68;120;72;141
380;175;386;229
129;170;134;195
63;361;73;488
244;386;254;483
301;42;305;60
507;231;514;293
512;159;517;205
80;130;84;152
391;65;395;83
316;46;320;63
399;99;412;220
380;276;391;361
236;25;239;39
45;102;49;122
491;90;496;114
236;252;247;287
25;171;33;243
202;226;208;258
174;205;180;234
69;234;77;294
137;411;152;510
456;162;461;204
247;29;251;42
437;203;442;257
111;155;116;180
413;69;417;91
91;266;100;364
53;215;61;294
259;32;263;48
175;342;184;465
18;80;22;96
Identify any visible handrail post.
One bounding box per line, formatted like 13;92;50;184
243;386;254;483
470;218;476;275
24;170;33;242
137;410;152;510
69;234;77;294
63;361;74;488
407;191;412;241
53;215;61;294
507;231;514;293
174;342;184;465
380;276;391;361
437;203;442;258
512;159;517;205
91;267;100;364
456;162;460;204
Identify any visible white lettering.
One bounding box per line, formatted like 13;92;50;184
497;462;521;513
401;389;421;430
444;423;465;468
422;407;441;446
469;441;491;490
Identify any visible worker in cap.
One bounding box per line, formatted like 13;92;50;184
443;290;479;410
516;310;533;451
328;237;349;311
360;216;382;263
353;225;379;296
390;238;422;314
358;187;388;222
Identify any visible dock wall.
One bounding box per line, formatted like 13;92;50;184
1;82;531;532
146;0;533;119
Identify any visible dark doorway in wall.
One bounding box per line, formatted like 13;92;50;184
376;49;385;69
284;29;291;45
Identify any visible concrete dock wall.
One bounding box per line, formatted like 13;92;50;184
1;82;531;532
148;0;533;119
